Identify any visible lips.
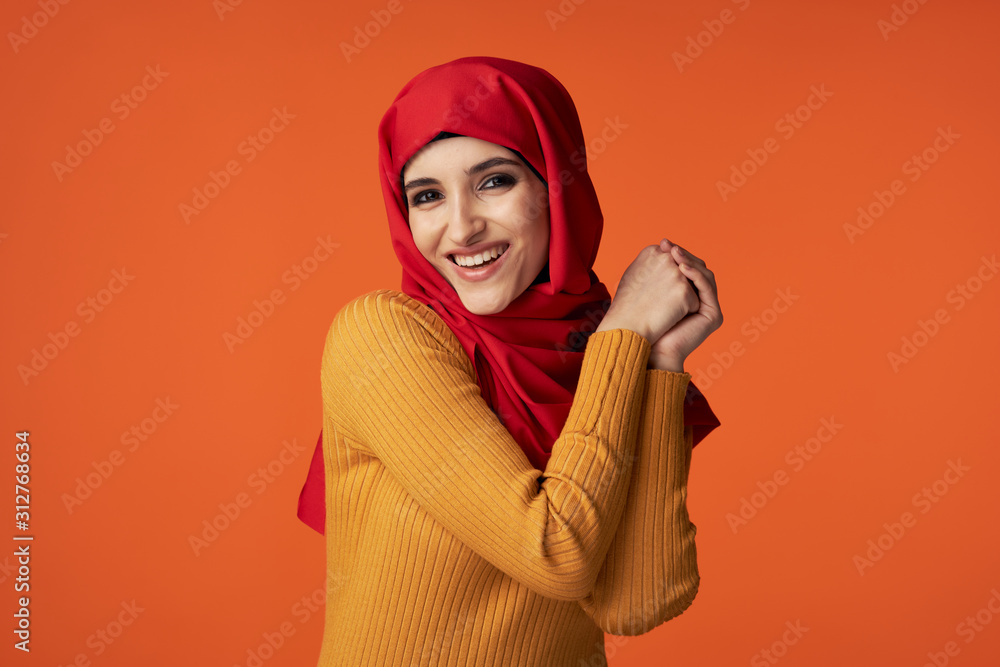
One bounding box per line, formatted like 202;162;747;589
448;243;510;267
448;242;510;282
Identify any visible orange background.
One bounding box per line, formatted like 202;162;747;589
3;0;999;665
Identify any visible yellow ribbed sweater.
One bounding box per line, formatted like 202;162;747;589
316;289;699;667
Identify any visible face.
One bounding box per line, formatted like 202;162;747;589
402;136;550;315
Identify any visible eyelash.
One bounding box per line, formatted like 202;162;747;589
410;174;517;206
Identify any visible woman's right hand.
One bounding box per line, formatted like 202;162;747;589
596;241;700;343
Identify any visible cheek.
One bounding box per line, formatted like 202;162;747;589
524;203;550;249
514;221;549;272
408;217;433;244
409;230;436;263
519;192;549;225
512;193;548;229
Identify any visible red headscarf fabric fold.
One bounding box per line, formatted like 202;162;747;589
297;56;720;534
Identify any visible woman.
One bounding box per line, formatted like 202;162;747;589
297;56;722;666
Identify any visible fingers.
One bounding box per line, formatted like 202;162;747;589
671;243;706;268
659;238;683;256
659;238;707;272
657;238;717;302
677;260;720;312
671;245;716;291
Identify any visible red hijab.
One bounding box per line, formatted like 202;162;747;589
297;56;719;534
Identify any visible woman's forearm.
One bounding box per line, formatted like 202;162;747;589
578;369;700;635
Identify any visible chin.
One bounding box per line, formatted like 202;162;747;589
459;292;511;316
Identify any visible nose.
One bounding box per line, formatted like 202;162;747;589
446;188;487;246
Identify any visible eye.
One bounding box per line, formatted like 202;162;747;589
411;190;442;206
482;173;516;190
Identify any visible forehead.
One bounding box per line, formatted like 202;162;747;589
403;136;517;175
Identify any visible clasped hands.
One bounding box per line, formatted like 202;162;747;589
597;239;723;373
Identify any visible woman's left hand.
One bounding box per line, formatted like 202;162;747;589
648;239;723;372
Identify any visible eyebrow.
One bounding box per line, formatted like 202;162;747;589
403;157;525;193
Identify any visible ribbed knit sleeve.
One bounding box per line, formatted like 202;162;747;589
320;290;650;603
577;369;700;635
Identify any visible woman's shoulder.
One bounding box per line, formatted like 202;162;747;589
341;288;428;311
328;288;460;353
323;289;475;383
337;288;444;328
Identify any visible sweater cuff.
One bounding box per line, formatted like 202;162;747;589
643;368;692;429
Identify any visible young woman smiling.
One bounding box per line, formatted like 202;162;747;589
297;56;723;666
403;135;551;315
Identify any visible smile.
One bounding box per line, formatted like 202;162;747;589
448;244;510;282
449;243;509;267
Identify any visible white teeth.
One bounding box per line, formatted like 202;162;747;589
452;244;508;267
